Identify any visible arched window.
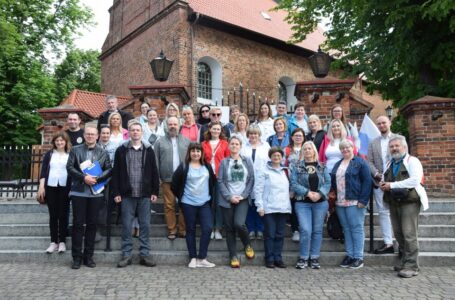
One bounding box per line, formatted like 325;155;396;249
278;81;287;102
197;62;212;100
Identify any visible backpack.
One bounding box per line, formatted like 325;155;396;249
327;212;344;241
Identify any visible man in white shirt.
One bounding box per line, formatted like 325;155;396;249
367;116;394;254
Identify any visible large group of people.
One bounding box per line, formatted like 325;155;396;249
37;95;428;278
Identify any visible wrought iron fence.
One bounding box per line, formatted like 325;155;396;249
0;145;46;198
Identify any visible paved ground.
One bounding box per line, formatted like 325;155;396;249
0;262;454;299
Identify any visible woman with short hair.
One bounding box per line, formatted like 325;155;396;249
267;117;290;149
254;147;291;268
331;139;372;269
305;114;325;151
241;125;270;240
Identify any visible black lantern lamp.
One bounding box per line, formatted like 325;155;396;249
308;47;331;78
150;50;174;82
385;105;393;119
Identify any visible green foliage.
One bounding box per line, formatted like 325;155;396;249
275;0;455;107
0;0;93;145
54;49;101;101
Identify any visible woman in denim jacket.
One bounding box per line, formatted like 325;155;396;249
331;139;372;269
291;141;331;269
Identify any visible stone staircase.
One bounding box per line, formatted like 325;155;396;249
0;198;454;266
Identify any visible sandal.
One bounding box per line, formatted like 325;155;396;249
167;234;177;241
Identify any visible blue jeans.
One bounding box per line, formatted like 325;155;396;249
121;197;151;258
263;213;288;263
246;201;264;233
181;202;213;259
336;205;366;259
295;201;328;259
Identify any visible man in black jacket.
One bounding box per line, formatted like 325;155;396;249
112;120;160;268
97;95;133;132
66;125;112;269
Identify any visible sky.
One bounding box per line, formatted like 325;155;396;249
74;0;111;51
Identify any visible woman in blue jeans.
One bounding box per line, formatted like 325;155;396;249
291;141;331;269
171;142;217;268
331;139;372;269
254;147;292;268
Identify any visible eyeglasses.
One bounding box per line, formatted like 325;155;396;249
211;113;221;117
201;110;209;113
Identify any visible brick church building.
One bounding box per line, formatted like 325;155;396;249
40;0;390;140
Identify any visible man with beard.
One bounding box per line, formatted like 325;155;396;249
154;117;190;240
367;116;395;254
380;135;428;278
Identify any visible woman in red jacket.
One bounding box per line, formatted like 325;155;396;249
201;121;230;239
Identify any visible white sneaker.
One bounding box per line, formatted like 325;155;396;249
188;258;197;268
292;231;300;242
214;230;222;240
197;259;216;268
46;242;58;253
210;231;215;239
58;242;66;253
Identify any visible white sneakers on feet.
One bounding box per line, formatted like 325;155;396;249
292;231;300;242
197;259;216;268
188;258;197;268
58;242;66;253
210;231;215;239
214;230;222;240
46;242;58;253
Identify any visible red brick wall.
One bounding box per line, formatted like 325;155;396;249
401;97;455;196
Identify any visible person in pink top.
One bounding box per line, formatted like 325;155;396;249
180;106;200;142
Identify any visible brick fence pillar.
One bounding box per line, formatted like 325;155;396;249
400;96;455;197
294;79;372;126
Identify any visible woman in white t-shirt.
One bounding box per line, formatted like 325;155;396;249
255;102;274;143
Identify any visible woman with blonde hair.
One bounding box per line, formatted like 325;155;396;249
305;114;325;151
323;104;360;148
319;119;357;173
291;141;331;269
162;102;182;133
232;113;250;146
108;112;129;145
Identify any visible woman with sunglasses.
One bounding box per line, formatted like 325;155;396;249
197;105;211;126
218;136;255;268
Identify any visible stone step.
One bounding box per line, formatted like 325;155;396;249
0;249;453;266
2;210;454;226
1;223;453;239
1;199;455;214
0;236;454;253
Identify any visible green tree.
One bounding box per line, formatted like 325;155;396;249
0;0;93;145
275;0;455;107
54;49;101;102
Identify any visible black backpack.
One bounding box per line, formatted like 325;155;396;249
327;213;344;241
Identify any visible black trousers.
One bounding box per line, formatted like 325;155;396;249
46;186;70;243
71;196;103;259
